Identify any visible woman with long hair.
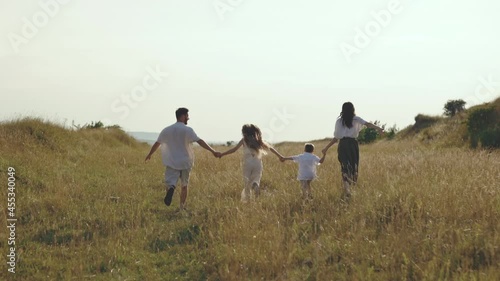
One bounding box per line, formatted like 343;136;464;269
322;102;384;198
219;124;284;201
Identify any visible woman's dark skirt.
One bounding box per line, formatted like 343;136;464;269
337;137;359;183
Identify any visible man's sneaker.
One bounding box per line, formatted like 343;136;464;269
164;187;175;206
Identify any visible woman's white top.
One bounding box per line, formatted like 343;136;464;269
333;116;367;139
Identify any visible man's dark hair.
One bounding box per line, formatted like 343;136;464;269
304;143;314;153
176;108;189;119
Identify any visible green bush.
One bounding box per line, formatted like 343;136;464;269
467;107;495;134
358;128;378;144
86;121;104;129
478;128;500;148
385;125;398;140
467;106;498;148
444;99;466;117
358;121;398;143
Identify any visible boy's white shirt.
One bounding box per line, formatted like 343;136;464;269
291;152;321;180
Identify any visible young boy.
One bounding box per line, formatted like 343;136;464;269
280;143;325;199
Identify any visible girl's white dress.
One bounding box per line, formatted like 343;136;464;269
241;144;263;201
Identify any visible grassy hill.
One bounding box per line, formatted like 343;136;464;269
1;118;499;280
398;97;500;148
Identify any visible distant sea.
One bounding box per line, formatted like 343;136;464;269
127;132;226;146
126;132;158;145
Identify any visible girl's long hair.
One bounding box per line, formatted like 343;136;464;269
340;102;355;128
242;124;269;152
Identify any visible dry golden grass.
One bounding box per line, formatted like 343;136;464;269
0;118;499;280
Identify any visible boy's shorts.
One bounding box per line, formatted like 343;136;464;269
164;166;191;187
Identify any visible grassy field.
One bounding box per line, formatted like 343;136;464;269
0;118;499;280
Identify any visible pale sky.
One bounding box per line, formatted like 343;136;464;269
1;0;499;142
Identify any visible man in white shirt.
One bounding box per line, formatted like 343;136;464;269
145;108;221;210
280;143;326;199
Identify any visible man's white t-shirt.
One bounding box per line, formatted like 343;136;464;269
156;122;200;170
334;116;367;139
291;153;321;180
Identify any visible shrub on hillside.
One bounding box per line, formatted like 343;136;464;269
467;106;498;148
414;114;441;128
478;128;500;148
358;127;378;144
444;99;466;117
86;121;104;129
384;125;398;140
358;121;398;143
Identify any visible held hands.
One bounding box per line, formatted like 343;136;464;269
212;151;222;158
217;152;226;158
322;138;337;155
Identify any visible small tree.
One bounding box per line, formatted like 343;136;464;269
87;121;104;129
384;124;398;140
444;99;466;117
358;121;384;144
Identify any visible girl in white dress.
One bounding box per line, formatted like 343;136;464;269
219;124;284;201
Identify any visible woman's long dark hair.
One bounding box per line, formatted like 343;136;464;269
242;124;269;151
340;102;355;128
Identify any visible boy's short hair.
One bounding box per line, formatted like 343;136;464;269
304;143;314;153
